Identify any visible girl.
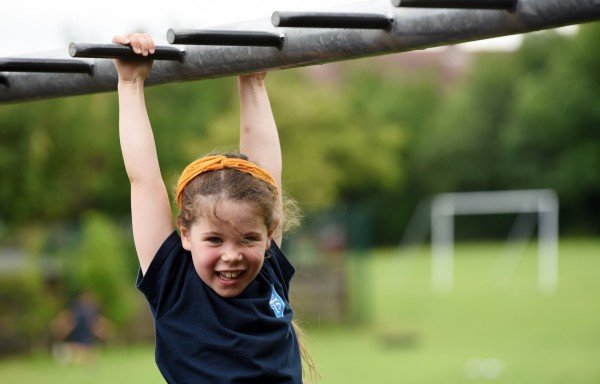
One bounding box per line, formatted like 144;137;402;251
113;33;311;383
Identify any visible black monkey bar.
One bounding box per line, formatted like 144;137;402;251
271;12;394;30
1;0;597;103
0;58;93;74
167;29;286;50
391;0;517;10
69;43;186;62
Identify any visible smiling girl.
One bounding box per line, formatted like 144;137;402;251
114;32;312;383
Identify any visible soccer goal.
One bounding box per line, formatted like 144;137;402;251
430;189;558;295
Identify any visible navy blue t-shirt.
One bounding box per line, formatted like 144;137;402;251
136;231;302;384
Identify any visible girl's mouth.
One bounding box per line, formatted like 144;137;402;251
217;271;244;281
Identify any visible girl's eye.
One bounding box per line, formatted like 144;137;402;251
206;237;222;244
242;236;260;244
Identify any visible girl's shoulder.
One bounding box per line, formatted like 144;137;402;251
264;240;295;296
136;231;191;308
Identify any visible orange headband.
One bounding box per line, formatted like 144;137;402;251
176;155;279;207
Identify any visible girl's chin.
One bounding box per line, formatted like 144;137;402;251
212;277;248;297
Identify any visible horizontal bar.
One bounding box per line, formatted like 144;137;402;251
1;0;598;103
392;0;518;10
69;43;186;62
167;29;285;50
271;12;394;30
432;190;558;215
0;58;93;74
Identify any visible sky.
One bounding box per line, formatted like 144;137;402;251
0;0;538;57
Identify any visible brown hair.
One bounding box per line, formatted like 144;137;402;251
177;153;301;235
176;153;278;231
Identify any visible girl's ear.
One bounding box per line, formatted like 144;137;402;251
179;225;192;251
265;219;280;249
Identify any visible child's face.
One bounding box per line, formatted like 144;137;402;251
180;199;272;298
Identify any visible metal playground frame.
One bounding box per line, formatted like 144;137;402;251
0;0;598;103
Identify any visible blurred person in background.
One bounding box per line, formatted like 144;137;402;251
50;291;112;365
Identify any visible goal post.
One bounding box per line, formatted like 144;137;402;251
430;189;559;295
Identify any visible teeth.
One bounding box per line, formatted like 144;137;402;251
221;271;241;279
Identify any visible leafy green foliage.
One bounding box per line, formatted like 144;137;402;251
69;212;136;325
501;25;600;230
0;94;127;224
0;265;56;356
411;24;600;235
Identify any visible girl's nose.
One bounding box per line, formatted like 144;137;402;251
221;248;243;262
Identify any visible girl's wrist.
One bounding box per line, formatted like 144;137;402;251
118;79;146;98
118;78;146;96
118;78;145;87
238;74;266;86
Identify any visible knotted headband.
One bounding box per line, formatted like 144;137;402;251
176;155;279;207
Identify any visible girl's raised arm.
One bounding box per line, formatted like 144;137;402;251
114;33;173;274
238;74;283;246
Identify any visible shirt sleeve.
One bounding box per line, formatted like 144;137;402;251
136;231;190;316
265;241;295;300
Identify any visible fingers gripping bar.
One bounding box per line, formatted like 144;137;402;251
68;43;186;62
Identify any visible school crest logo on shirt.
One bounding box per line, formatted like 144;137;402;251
269;284;285;318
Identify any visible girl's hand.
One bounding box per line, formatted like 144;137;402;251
113;33;155;83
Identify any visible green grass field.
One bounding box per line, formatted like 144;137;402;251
1;239;599;383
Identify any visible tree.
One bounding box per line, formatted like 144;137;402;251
502;24;600;232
